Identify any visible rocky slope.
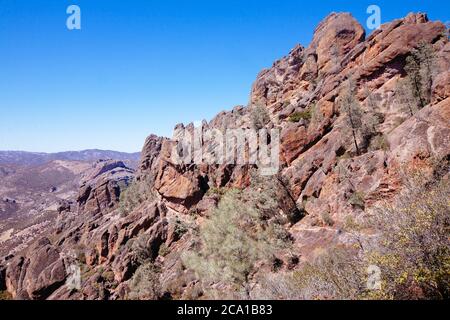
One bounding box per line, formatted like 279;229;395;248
0;159;135;259
0;12;448;300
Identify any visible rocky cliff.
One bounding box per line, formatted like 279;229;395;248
0;12;448;300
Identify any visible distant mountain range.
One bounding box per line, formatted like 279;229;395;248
0;149;141;166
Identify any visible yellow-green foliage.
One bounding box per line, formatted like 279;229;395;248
367;175;449;299
288;110;312;123
183;190;268;289
0;290;12;300
258;166;449;300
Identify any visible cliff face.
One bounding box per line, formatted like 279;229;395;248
1;12;449;300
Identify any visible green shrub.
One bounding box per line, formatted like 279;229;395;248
173;218;188;239
288;110;312;123
130;233;154;264
183;183;292;298
367;174;450;300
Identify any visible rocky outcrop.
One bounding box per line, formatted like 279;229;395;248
77;160;134;215
1;12;449;300
5;238;67;300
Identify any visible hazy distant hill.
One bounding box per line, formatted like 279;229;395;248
0;149;141;166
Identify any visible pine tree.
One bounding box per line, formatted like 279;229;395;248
341;79;363;155
182;176;292;298
404;42;436;110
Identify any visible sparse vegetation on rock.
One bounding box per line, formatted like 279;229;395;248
119;175;156;217
127;263;161;300
1;11;448;301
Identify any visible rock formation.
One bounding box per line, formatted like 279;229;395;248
0;12;448;300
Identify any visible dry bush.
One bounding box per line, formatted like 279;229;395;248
250;103;271;130
256;246;366;300
127;262;161;300
369;134;390;152
293;247;366;300
367;173;450;299
0;290;12;300
253;272;302;300
256;161;449;300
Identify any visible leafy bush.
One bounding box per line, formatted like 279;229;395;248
128;233;154;264
170;216;189;240
288;110;312;123
367;174;450;299
257;164;449;300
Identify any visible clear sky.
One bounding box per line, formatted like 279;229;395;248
0;0;448;152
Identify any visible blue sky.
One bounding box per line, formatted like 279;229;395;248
0;0;448;152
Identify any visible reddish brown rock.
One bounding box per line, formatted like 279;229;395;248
77;160;134;215
281;123;308;165
5;238;67;300
2;12;449;301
